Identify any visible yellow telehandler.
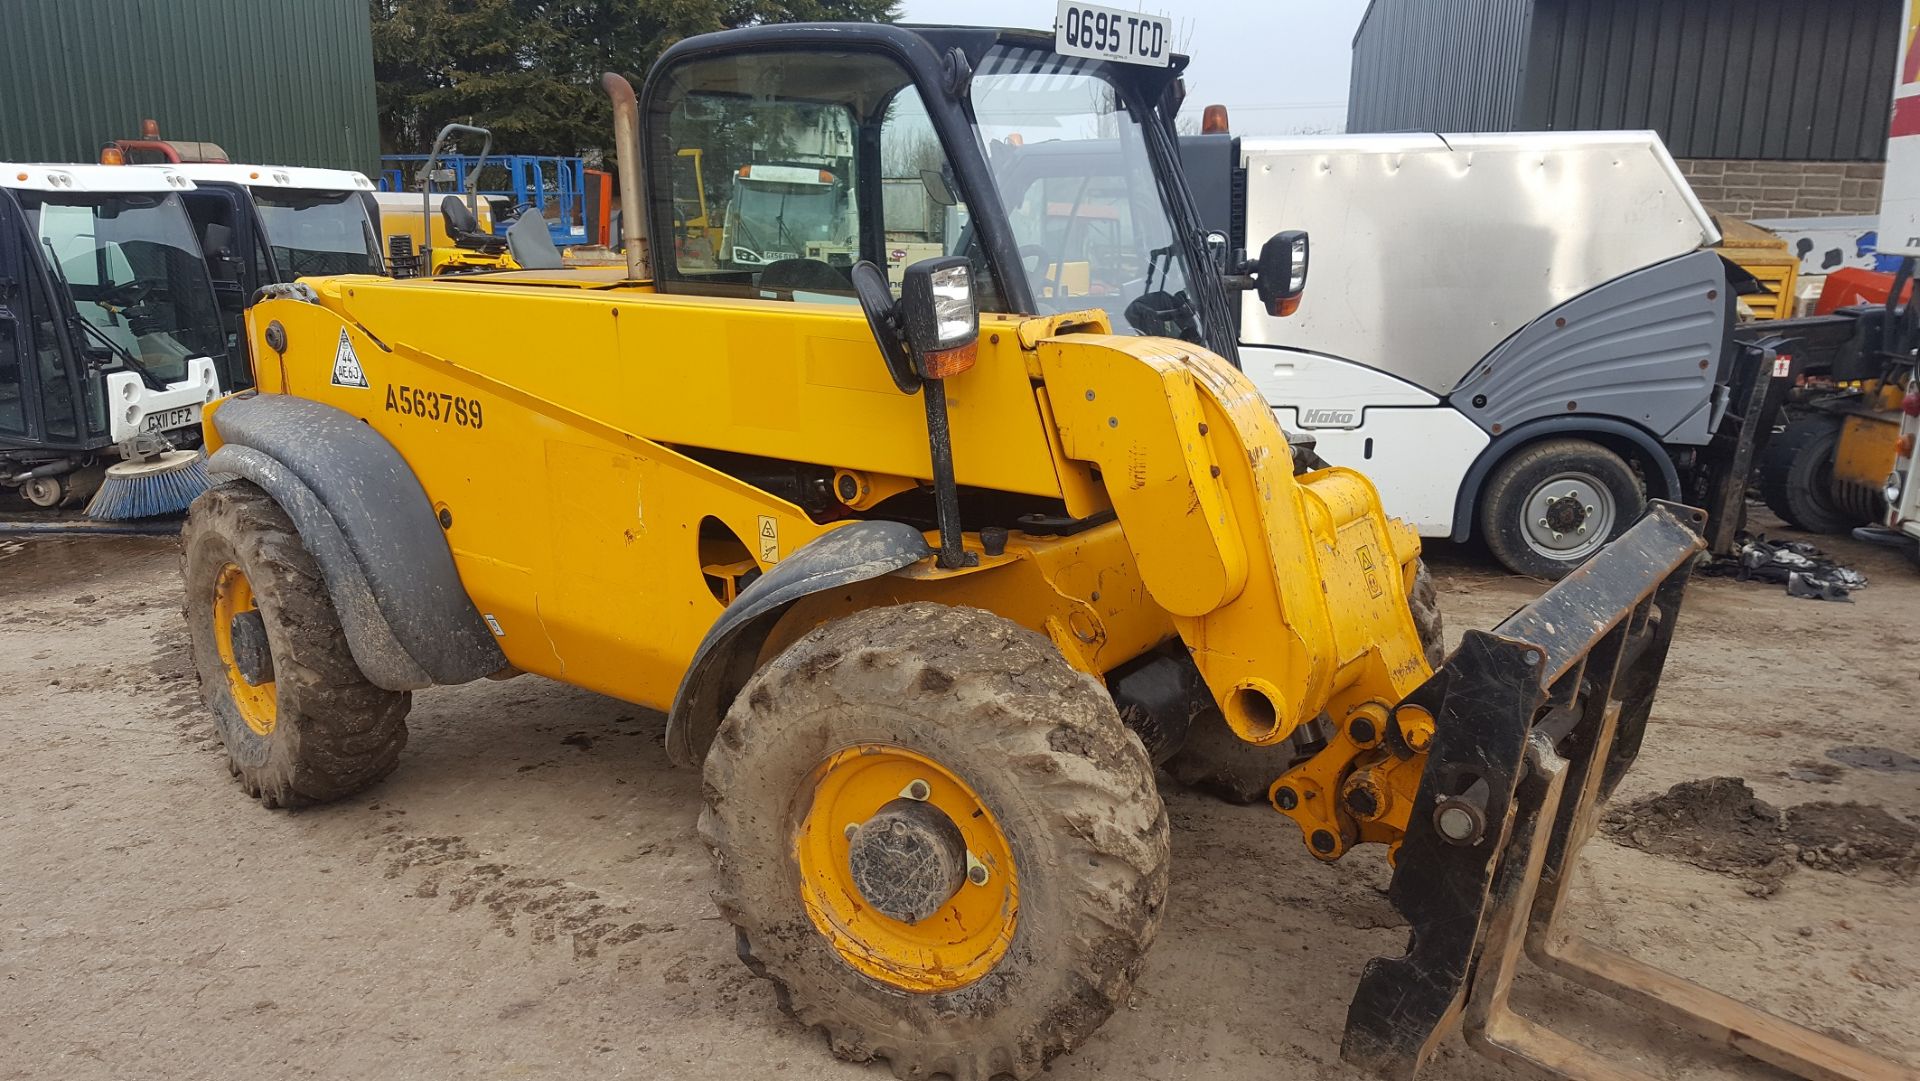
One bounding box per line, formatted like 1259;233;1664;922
178;23;1909;1081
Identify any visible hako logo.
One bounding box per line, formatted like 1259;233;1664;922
1301;408;1357;427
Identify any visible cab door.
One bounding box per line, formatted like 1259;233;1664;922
0;187;94;453
182;183;272;391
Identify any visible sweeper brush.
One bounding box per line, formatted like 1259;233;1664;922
86;450;212;520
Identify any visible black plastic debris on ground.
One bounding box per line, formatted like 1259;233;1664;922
1698;533;1868;600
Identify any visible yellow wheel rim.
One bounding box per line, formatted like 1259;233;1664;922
212;563;277;737
794;744;1018;993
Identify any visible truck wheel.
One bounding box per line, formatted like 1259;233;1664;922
1479;438;1645;579
181;481;410;808
700;603;1168;1081
1163;560;1446;804
1757;415;1859;534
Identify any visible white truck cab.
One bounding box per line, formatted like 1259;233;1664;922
0;163;227;507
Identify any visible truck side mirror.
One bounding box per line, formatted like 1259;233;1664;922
1255;230;1308;317
851;261;920;393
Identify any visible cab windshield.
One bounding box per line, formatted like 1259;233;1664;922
22;191;223;387
968;45;1204;344
725;174;851;267
253;188;381;278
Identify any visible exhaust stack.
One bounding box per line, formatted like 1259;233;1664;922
602;72;648;281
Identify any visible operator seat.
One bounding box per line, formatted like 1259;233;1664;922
440;196;509;254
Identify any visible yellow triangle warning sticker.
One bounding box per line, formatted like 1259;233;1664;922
331;327;369;388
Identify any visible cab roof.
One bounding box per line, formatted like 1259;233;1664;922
164;163;375;192
0;162;196;193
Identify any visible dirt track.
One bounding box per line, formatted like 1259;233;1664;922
2;522;1916;1080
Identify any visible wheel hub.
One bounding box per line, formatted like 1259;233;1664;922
846;797;969;924
794;744;1018;993
1522;473;1616;559
227;610;274;686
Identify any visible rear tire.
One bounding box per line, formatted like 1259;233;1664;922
1479;438;1645;579
1757;415;1860;534
1163;560;1446;804
181;481;409;808
700;603;1168;1081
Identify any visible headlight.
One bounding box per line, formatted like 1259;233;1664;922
900;256;980;378
928;263;975;348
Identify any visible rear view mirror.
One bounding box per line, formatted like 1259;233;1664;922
851;261;920;393
1255;230;1309;317
919;169;957;207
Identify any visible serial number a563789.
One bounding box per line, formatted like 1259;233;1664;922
385;384;484;428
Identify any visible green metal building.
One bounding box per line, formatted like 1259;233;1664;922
0;0;378;172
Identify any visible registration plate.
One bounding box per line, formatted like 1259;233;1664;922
1054;1;1172;67
142;405;199;434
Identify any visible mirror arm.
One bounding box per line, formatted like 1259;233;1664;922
921;377;975;570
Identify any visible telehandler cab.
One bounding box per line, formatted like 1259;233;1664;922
180;22;1907;1081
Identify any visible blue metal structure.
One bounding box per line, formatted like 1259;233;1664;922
378;153;587;244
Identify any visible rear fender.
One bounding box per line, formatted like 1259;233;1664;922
204;392;506;691
665;521;932;767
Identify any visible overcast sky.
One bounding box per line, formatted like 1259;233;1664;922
899;0;1374;135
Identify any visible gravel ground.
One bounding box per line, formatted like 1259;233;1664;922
2;519;1915;1081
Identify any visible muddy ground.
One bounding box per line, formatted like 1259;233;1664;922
2;518;1916;1080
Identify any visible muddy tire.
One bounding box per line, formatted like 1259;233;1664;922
1163;559;1446;804
181;480;409;808
1758;415;1860;534
700;603;1168;1081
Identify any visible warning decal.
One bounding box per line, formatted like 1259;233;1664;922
330;327;370;388
758;515;780;564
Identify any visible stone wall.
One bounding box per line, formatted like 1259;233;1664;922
1674;159;1885;220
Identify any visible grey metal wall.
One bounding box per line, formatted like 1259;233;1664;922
1348;0;1536;133
1518;0;1899;161
0;0;378;172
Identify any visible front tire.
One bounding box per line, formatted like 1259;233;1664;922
182;481;410;807
1479;438;1645;579
700;603;1168;1081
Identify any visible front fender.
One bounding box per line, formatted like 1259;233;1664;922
206;392;506;690
665;521;932;767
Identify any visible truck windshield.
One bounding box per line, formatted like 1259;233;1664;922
968;45;1204;344
726;176;848;266
253;189;381;278
22;191;223;387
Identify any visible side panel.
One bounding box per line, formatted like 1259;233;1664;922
1237;132;1717;394
1243;345;1440;416
245;295;845;712
1451;251;1731;445
1272;405;1489;535
332;281;1070;500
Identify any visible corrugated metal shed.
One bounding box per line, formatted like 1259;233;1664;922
1348;0;1536;133
0;0;378;172
1350;0;1900;162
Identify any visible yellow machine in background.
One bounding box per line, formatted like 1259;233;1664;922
175;23;1897;1081
370;190;514;275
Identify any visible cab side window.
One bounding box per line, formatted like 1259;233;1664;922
877;86;1003;312
650;50;918;303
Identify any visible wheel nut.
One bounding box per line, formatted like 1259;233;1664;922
905;779;931;801
844;822;859;838
968;864;989;886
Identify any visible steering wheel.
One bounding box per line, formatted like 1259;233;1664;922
1017;244;1051;274
101;279;151;307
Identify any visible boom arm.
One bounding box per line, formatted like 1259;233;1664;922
1042;331;1433;858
